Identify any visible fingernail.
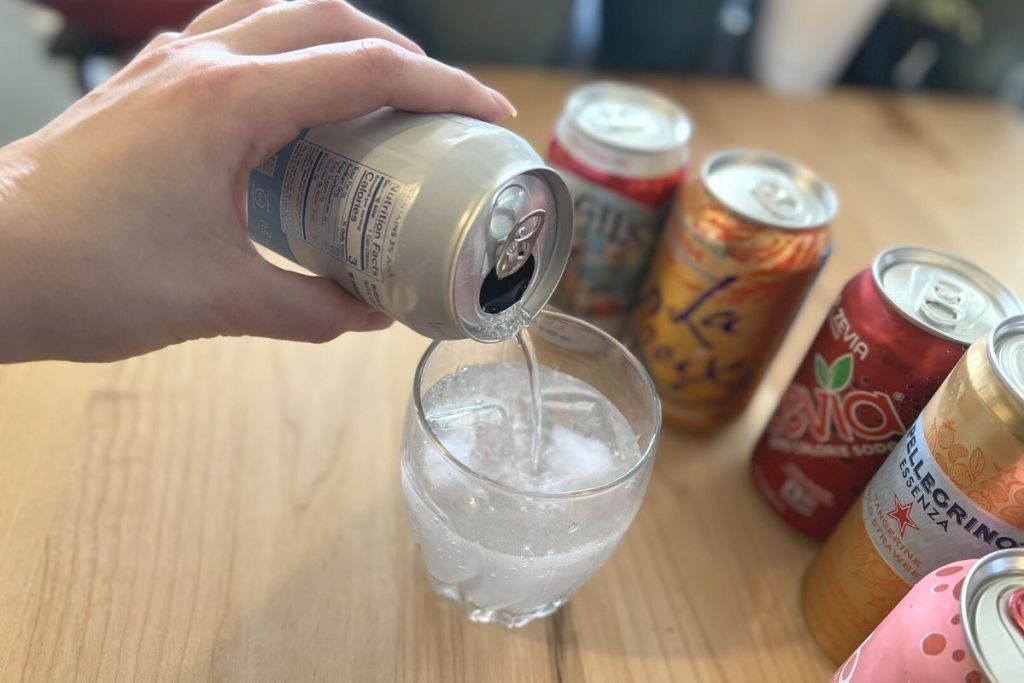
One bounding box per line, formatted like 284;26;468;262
363;311;394;331
489;88;517;119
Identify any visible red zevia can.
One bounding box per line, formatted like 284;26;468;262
548;82;691;336
752;246;1022;539
831;548;1024;682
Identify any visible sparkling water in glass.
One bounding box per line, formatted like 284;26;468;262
400;311;660;627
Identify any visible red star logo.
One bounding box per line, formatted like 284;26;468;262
886;495;920;537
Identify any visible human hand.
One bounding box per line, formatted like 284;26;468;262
0;0;515;362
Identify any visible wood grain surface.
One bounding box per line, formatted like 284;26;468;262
2;69;1024;682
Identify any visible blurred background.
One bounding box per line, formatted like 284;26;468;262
3;0;1024;145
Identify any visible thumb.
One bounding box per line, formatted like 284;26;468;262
230;258;393;343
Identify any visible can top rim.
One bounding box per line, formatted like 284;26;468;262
988;314;1024;407
871;246;1024;346
700;148;837;229
451;164;573;342
960;548;1024;683
564;81;691;154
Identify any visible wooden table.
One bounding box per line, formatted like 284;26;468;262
3;69;1024;682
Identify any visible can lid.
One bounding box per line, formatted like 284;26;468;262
872;247;1024;346
990;315;1024;402
960;548;1024;683
565;82;690;154
452;166;573;342
701;149;837;229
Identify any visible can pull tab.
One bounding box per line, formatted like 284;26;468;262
919;279;969;328
495;209;546;279
752;179;801;220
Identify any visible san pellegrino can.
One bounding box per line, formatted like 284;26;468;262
628;149;836;432
247;110;573;341
831;549;1024;683
753;247;1022;539
803;315;1024;662
548;82;691;336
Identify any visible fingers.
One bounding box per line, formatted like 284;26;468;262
183;0;278;36
221;0;424;56
253;40;514;141
139;31;182;54
230;258;393;342
179;0;515;163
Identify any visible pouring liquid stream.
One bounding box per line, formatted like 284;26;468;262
516;328;544;472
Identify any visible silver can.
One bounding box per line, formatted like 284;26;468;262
247;110;573;341
961;548;1024;682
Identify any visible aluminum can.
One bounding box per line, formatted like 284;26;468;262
803;315;1024;663
548;82;690;336
247;110;573;341
752;247;1022;539
627;149;836;432
830;549;1024;683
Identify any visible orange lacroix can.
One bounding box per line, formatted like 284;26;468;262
802;315;1024;663
628;149;836;432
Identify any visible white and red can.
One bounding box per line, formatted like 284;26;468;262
831;548;1024;683
548;82;691;335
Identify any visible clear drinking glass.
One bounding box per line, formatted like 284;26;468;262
400;310;661;627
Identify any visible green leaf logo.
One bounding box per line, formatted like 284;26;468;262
813;353;854;392
830;354;853;391
814;354;830;389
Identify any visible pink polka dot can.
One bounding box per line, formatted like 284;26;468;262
830;548;1024;683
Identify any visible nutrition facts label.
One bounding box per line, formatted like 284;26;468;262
279;140;412;283
248;134;416;309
